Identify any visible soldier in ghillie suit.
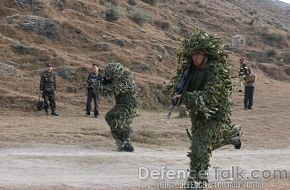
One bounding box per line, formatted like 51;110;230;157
40;63;59;116
94;62;138;152
167;30;241;189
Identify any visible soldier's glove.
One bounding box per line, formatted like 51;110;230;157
183;91;216;119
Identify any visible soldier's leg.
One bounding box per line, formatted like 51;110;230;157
105;109;124;149
248;86;254;109
238;76;243;92
244;86;249;109
86;89;93;115
93;93;100;117
105;107;134;151
48;92;58;115
187;119;215;190
212;123;241;150
119;121;134;152
42;92;49;115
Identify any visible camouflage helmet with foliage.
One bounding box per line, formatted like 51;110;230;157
102;61;137;95
177;29;228;69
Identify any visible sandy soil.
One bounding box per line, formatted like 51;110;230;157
0;72;290;190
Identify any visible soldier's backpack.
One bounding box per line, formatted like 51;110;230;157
37;94;44;111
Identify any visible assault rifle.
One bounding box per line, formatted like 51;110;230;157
167;65;194;118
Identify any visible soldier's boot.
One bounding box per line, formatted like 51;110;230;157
45;108;49;115
228;125;242;149
231;136;241;149
122;140;134;152
51;109;59;116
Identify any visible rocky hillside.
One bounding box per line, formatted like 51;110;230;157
0;0;290;111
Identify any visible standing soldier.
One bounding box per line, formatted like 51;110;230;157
40;64;59;116
244;67;256;110
86;64;101;118
238;57;248;92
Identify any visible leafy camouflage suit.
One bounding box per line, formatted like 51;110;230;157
40;71;57;114
94;62;138;152
168;30;241;189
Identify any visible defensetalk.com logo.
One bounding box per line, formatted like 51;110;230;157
138;165;288;181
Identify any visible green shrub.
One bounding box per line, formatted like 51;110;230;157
282;52;290;64
128;0;137;6
129;8;152;26
186;4;203;15
154;20;170;30
266;49;277;57
100;0;118;6
105;7;122;22
263;32;286;43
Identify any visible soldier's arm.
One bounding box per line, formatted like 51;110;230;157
53;73;56;90
40;74;44;92
86;73;91;84
182;65;229;119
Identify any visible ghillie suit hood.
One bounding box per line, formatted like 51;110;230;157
96;62;138;97
167;29;231;98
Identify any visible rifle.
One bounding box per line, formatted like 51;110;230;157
167;96;180;118
167;65;194;118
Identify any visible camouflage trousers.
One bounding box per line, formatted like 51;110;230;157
42;91;56;112
186;117;240;189
105;105;135;148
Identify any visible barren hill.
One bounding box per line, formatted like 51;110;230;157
0;0;290;111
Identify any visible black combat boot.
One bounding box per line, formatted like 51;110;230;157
45;109;48;115
51;111;59;116
231;136;241;149
122;141;134;152
233;139;241;149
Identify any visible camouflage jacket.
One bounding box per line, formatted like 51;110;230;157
244;73;256;87
175;59;233;121
40;71;56;92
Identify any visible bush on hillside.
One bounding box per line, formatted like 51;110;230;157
266;49;277;57
141;0;157;6
128;0;137;6
128;8;153;26
105;7;121;22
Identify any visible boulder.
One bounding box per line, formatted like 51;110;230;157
0;63;17;76
51;0;65;11
6;15;60;40
15;0;45;13
92;43;111;52
110;38;125;47
11;42;36;54
4;60;22;68
56;67;75;80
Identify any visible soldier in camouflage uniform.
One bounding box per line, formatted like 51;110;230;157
40;64;59;116
168;30;241;189
94;62;138;152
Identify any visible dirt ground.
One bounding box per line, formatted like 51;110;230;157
0;72;290;190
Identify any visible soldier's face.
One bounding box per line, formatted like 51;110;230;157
192;51;205;66
92;66;98;73
48;66;53;72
